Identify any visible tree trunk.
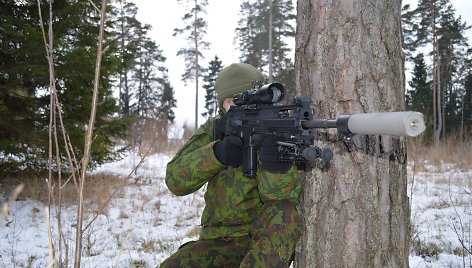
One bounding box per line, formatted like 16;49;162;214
294;0;410;267
194;0;199;130
268;0;273;83
431;1;442;147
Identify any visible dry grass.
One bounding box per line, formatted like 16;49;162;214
2;133;469;207
407;133;472;171
0;139;183;209
1;172;126;207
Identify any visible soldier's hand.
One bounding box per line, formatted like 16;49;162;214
213;116;227;141
213;135;243;167
259;135;292;173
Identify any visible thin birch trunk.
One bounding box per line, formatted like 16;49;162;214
74;1;108;267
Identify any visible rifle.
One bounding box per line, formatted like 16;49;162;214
213;83;425;178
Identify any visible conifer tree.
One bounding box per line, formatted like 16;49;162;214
158;73;177;124
202;56;223;118
235;0;295;91
406;53;433;143
132;32;176;150
236;1;265;69
134;38;162;120
110;0;147;117
109;1;176;149
463;73;472;132
436;5;470;131
52;0;128;168
401;4;421;61
174;0;210;130
0;0;49;173
406;0;471;144
0;0;128;174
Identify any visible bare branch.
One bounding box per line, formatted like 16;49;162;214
87;0;101;13
74;1;108;267
37;1;60;264
82;141;156;232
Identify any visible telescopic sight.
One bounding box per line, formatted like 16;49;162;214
233;83;285;105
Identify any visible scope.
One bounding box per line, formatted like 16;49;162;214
233;82;285;105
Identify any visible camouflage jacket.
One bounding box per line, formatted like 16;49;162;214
165;117;301;239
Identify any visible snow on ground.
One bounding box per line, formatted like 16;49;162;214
1;151;471;267
408;161;472;268
0;151;205;267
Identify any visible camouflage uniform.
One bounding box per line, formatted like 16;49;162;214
160;117;303;268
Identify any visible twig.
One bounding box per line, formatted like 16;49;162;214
45;207;57;267
82;141;156;232
446;172;471;264
74;1;108;267
113;203;142;267
87;0;100;13
37;0;68;264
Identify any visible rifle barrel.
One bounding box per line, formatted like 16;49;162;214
302;119;337;129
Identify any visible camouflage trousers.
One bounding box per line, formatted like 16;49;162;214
158;200;303;268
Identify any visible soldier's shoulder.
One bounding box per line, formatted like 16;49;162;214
195;117;218;135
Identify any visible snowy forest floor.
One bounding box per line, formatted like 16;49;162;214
1;144;472;267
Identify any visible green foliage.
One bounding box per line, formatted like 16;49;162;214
158;73;177;124
235;0;295;90
132;38;175;147
0;0;129;175
401;0;472;142
109;0;147;117
401;4;420;61
406;53;434;144
0;0;51;174
464;73;472;126
133;38;164;119
274;64;295;104
202;56;223;118
105;1;176;149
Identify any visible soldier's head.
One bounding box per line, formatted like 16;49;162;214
215;63;264;112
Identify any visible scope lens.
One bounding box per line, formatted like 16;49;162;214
269;85;282;103
260;83;285;104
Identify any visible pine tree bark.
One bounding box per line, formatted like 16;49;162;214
294;0;410;267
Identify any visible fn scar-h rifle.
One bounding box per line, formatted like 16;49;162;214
213;83;425;178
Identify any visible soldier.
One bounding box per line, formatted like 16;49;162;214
160;63;302;268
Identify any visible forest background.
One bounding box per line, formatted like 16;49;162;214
135;0;472;130
1;0;471;173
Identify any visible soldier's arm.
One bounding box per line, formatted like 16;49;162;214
257;167;301;204
165;121;225;196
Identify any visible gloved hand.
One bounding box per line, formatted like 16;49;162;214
259;135;292;173
213;135;243;167
213;116;227;141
